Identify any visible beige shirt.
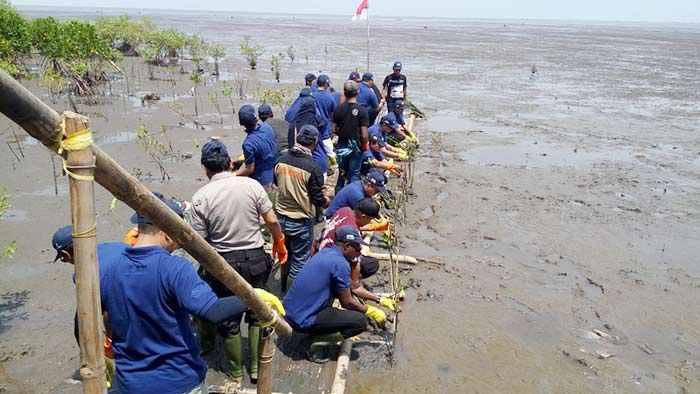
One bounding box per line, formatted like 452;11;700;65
190;171;273;252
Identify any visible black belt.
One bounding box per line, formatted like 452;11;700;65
220;247;266;260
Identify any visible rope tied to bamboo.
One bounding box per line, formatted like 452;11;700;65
50;121;96;181
72;225;97;239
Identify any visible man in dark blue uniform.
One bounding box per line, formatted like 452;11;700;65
235;105;277;191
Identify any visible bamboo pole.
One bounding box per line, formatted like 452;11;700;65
64;111;106;393
0;69;292;336
256;327;275;394
329;339;353;394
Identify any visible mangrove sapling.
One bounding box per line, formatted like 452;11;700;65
256;88;291;115
0;189;16;260
135;123;173;181
286;46;296;63
208;43;225;76
240;35;264;70
209;92;224;124
189;72;202;117
221;82;236;117
166;65;176;99
270;53;284;83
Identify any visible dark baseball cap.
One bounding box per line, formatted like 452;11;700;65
369;133;385;147
305;73;316;82
356;198;381;219
380;115;398;130
130;192;185;225
361;72;373;81
201;139;229;161
238;104;258;128
317;74;330;86
394;100;405;110
365;170;387;193
348;71;360;81
258;103;273;118
335;225;369;246
297;124;319;145
393;61;402;70
51;225;73;262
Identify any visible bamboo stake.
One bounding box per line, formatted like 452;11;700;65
0;69;292;336
256;327;275;394
64;111;106;394
329;339;353;394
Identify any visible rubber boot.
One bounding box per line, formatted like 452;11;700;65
281;263;290;293
223;333;244;381
307;332;343;363
248;324;260;383
196;318;217;355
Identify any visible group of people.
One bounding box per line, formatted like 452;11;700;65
50;62;415;393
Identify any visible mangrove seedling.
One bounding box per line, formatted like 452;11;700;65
240;35;264;70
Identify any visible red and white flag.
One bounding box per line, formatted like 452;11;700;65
352;0;368;21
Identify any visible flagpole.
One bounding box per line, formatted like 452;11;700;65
366;0;370;72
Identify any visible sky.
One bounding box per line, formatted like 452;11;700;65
11;0;700;23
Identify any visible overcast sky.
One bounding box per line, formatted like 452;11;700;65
11;0;700;22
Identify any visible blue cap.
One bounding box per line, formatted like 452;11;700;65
365;169;387;193
52;225;73;262
380;115;398;130
369;133;385;147
335;225;369;246
201;139;229;161
394;100;405;110
361;72;373;81
348;71;360;81
393;61;402;70
299;87;312;97
130;192;185;225
297;125;319;145
317;74;330;86
238;104;258;128
258;103;273;118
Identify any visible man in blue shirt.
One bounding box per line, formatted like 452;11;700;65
359;73;380;124
283;226;386;339
235;104;277;191
100;194;285;393
285;87;328;176
324;170;387;218
313;75;338;174
368;115;404;160
383;100;418;146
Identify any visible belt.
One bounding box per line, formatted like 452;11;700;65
220;247;266;260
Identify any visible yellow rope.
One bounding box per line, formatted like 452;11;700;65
72;225;97;239
50;122;95;181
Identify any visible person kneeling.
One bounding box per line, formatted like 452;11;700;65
283;226;387;344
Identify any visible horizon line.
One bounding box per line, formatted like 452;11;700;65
13;3;700;25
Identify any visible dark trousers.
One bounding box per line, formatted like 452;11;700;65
307;306;367;339
203;247;272;336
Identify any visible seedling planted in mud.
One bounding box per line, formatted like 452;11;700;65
209;92;224;124
135;124;175;181
286;46;296;63
270;52;284;83
189;72;202;117
0;189;17;260
221;82;236;117
240;35;264;70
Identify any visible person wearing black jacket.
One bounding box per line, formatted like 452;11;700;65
274;125;330;291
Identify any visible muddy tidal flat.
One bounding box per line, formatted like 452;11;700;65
1;6;700;393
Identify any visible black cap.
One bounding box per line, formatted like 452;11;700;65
348;71;360;81
317;74;330;86
258;103;273;118
361;72;373;81
130;192;185;225
305;73;316;82
356;198;381;219
51;225;73;262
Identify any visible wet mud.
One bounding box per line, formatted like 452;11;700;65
2;7;700;394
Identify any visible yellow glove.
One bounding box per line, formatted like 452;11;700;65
255;288;286;327
398;151;409;161
328;155;337;166
273;234;288;265
364;305;387;324
379;297;397;311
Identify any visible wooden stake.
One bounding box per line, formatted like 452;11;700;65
64;111;106;394
330;339;353;394
256;327;275;394
0;69;292;336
